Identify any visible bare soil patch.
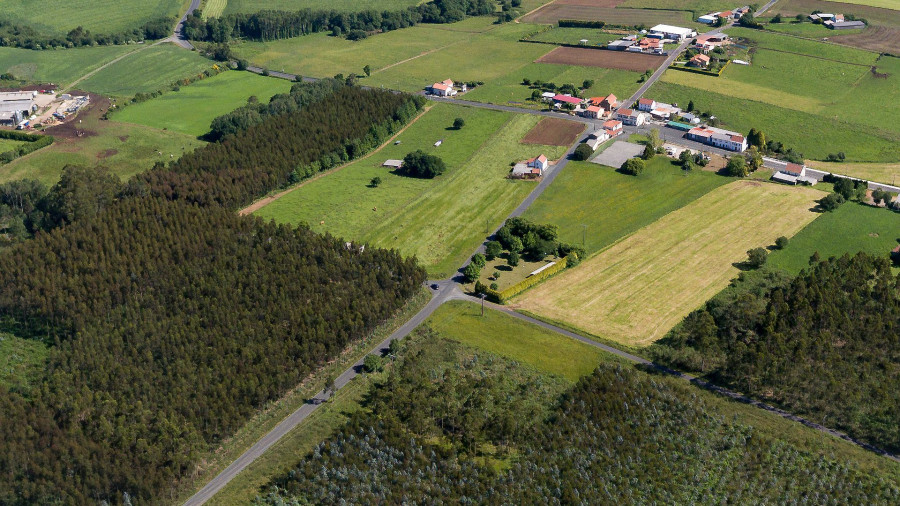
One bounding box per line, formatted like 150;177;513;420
537;46;664;72
43;93;109;140
830;26;900;54
521;3;687;25
97;149;118;159
521;117;585;146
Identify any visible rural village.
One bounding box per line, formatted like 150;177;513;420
0;0;899;504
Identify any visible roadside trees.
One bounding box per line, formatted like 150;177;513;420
573;143;594;161
725;156;748;177
463;263;481;282
485;241;502;260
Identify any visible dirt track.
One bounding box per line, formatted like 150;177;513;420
537;46;664;72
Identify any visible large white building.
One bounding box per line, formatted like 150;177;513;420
0;91;36;126
648;24;696;41
686;126;747;152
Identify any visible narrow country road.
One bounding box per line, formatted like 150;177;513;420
169;0;202;49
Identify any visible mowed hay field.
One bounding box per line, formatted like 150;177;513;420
806;160;900;183
772;0;900;52
521;117;585;145
516;181;825;347
78;44;215;97
0;0;184;35
537;47;664;71
256;104;567;278
113;71;293;136
0;45;135;87
521;3;696;26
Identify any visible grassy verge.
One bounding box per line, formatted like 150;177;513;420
170;287;432;505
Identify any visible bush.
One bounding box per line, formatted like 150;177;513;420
485;241;502;260
775;236;789;250
621;158;645;176
725;156;748;177
642;144;655;161
507;251;520;267
819;192;845;212
471;253;486;268
363;354;384;373
573;143;594;161
453;117;465;129
462;263;481;283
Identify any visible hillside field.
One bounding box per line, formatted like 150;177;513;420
112;71;293;136
522;158;729;256
0;45;135;87
807;160;900;183
767;203;900;274
516;181;825;347
0;0;184;35
255;104;566;278
78;44;215;97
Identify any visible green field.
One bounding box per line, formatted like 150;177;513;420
650;82;900;162
0;0;184;35
463;62;642;107
112;71;292;136
78;44;216;97
517;181;825;347
619;0;737;14
822;0;900;9
0;45;136;87
0;139;27;153
767;203;900;274
0;113;203;186
0;333;48;393
427;301;615;382
727;27;878;65
522;158;730;256
255;104;566;278
763;21;865;37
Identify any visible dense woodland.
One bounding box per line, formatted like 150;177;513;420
259;332;900;504
0;18;173;50
137;83;423;209
0;198;424;503
653;253;900;454
184;0;496;42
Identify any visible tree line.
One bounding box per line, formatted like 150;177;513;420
652;253;900;454
0;18;173;51
258;331;900;504
184;0;497;43
135;82;424;210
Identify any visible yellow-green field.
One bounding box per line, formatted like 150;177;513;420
806;160;900;184
515;181;826;347
823;0;900;9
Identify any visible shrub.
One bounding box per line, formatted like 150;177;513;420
746;247;768;268
621;158;645;176
573;143;594;161
725;156;748;177
775;236;789;250
401;150;446;178
485;241;502;260
819;192;845;212
453;117;465;129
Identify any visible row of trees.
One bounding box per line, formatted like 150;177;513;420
653;252;900;454
259;332;900;504
0;18;173;51
183;0;496;43
137;83;424;209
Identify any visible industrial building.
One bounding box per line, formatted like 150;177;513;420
0;91;37;127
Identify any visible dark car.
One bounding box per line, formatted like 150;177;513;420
430;283;440;290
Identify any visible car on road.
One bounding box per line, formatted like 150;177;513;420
430;283;440;290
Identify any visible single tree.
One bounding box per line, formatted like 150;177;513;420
775;236;789;250
833;177;855;200
401;150;446;178
687;99;695;112
573;143;594;161
725;156;748;177
531;89;541;101
819;192;845;212
363;64;371;77
471;253;486;268
746;146;763;171
582;79;594;89
463;263;481;282
492;271;501;280
490;282;499;290
772;13;783;23
453;117;465;129
323;374;336;400
642;144;655;161
370;176;382;187
363;354;384;373
621;157;645;176
648;128;662;151
507;251;520;267
746;247;768;268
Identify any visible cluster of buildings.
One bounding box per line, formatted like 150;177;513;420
694;33;730;53
686;125;748;152
511;154;549;179
688;53;712;68
545;93;619;119
585;120;623;149
426;79;466;97
771;162;819;185
607;24;696;54
698;6;750;24
0;91;38;127
808;13;866;30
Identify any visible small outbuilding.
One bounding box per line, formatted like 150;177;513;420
382;159;404;168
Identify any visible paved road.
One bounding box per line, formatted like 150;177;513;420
169;0;202;49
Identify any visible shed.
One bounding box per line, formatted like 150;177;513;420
829;20;865;29
666;121;692;131
382;159;403;168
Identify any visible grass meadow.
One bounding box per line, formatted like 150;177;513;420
516;181;825;347
0;0;185;35
222;0;423;16
78;44;215;97
767;203;900;274
525;28;623;46
0;333;48;393
112;71;293;136
0;139;27;153
427;300;617;382
762;21;865;37
255;104;567;278
0;45;135;87
726;27;878;65
807;160;900;183
522;157;729;256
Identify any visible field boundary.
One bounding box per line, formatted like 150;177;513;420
240;106;431;216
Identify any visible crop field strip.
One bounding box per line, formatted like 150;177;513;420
78;44;216;97
520;117;585;146
771;0;900;53
516;181;825;347
537;46;665;71
521;3;697;26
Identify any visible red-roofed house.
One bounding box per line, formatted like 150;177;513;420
615;108;648;126
579;105;603;119
718;10;732;19
589;94;617;111
687;126;747;152
637;98;657;112
528;154;549;171
553;94;584;106
688;54;711;68
603;119;623;136
428;82;456;96
695;33;729;53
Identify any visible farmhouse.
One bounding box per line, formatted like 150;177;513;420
529;154;549;171
512;154;549;178
772;163;818;185
650;103;681;120
615;108;648;126
637;98;656;112
603;119;623;135
649;24;695;41
733;7;750;19
579;105;604;119
635;37;663;54
688;54;711;68
686;126;747;152
428;82;456;97
382;159;403;168
589;94;617;111
695;34;730;53
698;14;717;24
